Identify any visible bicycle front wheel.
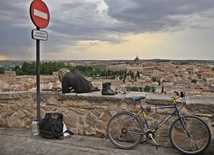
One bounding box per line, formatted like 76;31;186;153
170;115;211;155
106;111;143;149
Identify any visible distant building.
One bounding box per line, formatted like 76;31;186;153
134;55;140;62
106;64;129;71
4;71;16;76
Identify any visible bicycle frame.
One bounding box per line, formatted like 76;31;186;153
146;104;179;132
130;99;188;136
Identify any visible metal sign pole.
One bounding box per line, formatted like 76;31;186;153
30;0;49;121
36;26;40;121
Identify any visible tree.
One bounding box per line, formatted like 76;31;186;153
123;70;127;83
11;61;68;75
13;66;24;75
136;71;140;79
144;85;156;93
22;62;35;75
0;67;6;74
151;87;156;93
126;86;138;91
191;79;197;83
152;76;157;82
130;71;134;80
144;85;151;92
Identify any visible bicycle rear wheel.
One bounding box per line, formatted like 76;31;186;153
170;115;211;155
106;111;143;149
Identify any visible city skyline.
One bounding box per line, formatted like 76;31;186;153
1;0;214;61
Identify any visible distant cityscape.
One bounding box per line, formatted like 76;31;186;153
0;57;214;96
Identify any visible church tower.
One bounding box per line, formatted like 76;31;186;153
134;55;140;62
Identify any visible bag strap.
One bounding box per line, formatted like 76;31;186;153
51;119;63;138
39;114;50;127
63;130;74;135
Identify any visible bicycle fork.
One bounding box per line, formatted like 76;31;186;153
179;115;192;137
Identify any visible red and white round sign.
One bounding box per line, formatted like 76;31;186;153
30;0;50;28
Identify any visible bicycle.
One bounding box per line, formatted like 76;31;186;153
106;91;211;154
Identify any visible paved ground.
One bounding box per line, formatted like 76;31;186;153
0;127;182;155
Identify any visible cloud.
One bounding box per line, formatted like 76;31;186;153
42;0;214;36
104;0;214;32
0;0;214;60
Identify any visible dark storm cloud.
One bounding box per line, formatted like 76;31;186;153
48;0;214;44
42;0;124;54
0;1;33;57
104;0;214;32
0;1;29;27
50;2;110;38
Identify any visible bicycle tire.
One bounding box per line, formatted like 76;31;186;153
169;115;211;155
106;111;143;149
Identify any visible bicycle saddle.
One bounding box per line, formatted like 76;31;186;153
130;96;146;101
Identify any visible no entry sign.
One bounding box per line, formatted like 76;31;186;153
30;0;50;121
30;0;50;28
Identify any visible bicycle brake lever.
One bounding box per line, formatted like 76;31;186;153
174;91;179;96
180;92;184;97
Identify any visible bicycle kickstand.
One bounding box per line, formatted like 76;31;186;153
148;133;159;149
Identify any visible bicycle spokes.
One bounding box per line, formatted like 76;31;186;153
170;116;211;154
107;111;144;149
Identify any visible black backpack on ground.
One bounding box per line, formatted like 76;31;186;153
39;113;73;139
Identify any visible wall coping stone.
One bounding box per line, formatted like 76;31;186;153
1;91;214;105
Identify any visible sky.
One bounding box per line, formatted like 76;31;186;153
0;0;214;60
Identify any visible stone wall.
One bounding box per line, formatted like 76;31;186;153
0;91;213;153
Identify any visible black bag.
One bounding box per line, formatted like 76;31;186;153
39;113;72;139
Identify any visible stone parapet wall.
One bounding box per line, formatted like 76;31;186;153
0;91;213;153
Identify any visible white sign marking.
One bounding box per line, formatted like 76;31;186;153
34;9;48;19
32;29;48;41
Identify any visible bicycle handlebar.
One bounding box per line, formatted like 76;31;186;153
174;91;185;98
